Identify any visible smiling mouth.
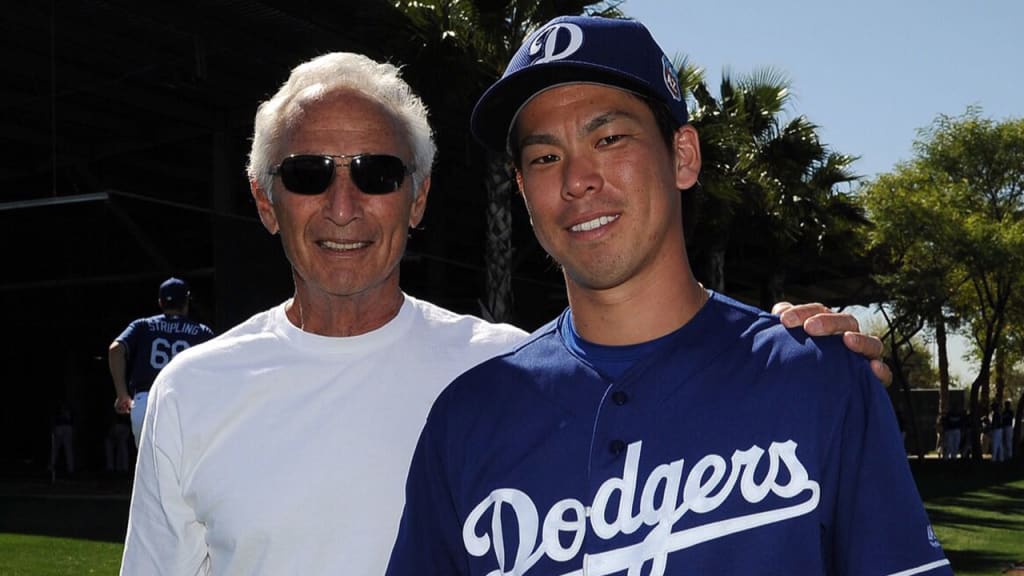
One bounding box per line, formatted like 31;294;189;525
570;214;619;232
319;239;370;251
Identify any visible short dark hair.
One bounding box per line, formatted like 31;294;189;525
643;94;682;152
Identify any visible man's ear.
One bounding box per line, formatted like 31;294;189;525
514;169;537;227
409;175;431;228
250;179;279;235
673;125;701;191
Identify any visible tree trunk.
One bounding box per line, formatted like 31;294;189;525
705;244;726;294
935;314;950;417
885;327;925;459
482;153;514;323
760;270;785;313
1014;391;1023;462
897;354;925;459
980;378;991;417
968;359;994;461
993;346;1006;407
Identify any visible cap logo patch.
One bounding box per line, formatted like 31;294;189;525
528;22;584;65
662;55;682;102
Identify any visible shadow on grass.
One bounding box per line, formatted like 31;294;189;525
943;547;1023;576
0;473;130;543
911;459;1024;575
913;460;1024;524
1;460;1021;559
910;458;1024;499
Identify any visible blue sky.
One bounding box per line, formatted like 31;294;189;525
624;0;1023;179
623;0;1024;383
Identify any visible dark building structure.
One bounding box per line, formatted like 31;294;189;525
0;1;563;475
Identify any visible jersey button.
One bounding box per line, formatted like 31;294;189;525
609;439;627;455
611;391;629;405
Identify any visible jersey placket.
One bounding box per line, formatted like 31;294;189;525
582;373;644;575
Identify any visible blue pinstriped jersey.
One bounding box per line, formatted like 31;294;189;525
388;292;951;576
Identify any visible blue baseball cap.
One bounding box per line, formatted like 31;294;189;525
159;277;190;305
471;15;688;155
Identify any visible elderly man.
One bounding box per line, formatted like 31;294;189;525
122;51;887;575
388;16;950;576
120;52;523;575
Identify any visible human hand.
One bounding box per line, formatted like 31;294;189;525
772;301;892;387
114;395;133;415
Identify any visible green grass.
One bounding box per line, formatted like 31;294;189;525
0;533;122;576
913;461;1024;576
0;463;1021;574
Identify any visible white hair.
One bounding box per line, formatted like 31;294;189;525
247;52;435;200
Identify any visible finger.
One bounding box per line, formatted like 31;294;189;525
842;331;884;360
801;312;859;335
776;302;829;328
771;301;794;316
871;359;893;387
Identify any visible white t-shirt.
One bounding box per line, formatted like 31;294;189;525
120;294;527;575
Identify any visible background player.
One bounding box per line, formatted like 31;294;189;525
108;277;214;446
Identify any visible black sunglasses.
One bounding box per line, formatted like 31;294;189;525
269;154;412;196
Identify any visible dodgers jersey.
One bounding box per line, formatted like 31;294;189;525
388;292;952;576
116;313;214;395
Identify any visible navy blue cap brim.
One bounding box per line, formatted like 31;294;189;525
472;62;669;156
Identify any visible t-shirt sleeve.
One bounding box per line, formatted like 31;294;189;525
120;374;209;574
387;392;470;576
829;359;953;575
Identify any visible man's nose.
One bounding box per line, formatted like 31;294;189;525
563;154;601;200
323;168;363;224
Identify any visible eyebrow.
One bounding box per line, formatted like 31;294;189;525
519;133;559;149
582;110;637;135
518;109;641;149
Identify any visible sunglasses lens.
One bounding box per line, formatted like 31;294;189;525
279;155;335;195
350;155;407;195
274;154;408;195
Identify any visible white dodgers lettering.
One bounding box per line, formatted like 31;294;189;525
463;440;819;576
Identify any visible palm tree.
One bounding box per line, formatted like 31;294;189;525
682;65;867;307
684;67;794;293
744;115;864;308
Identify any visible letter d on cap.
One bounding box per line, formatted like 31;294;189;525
529;23;584;64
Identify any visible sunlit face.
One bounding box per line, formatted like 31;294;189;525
251;90;428;305
513;83;699;294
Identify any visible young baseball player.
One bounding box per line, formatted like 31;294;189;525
387;16;952;576
109;277;214;446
